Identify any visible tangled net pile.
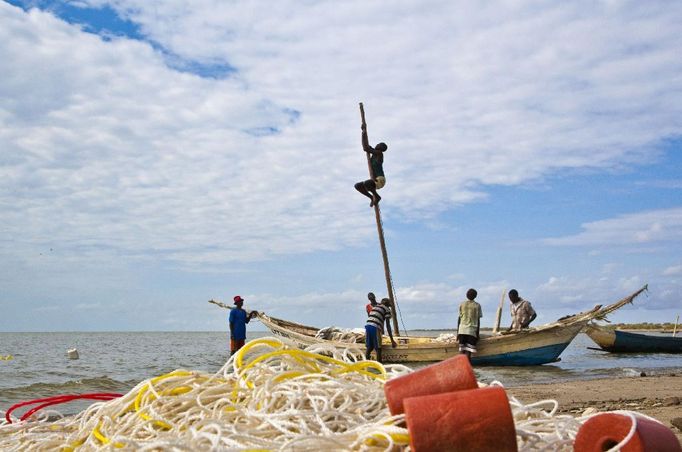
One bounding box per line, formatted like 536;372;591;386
1;337;601;451
315;327;365;343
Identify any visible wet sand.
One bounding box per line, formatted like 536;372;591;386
508;373;682;443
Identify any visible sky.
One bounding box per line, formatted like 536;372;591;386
1;0;681;332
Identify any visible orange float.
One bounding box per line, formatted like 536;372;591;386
403;386;517;452
574;412;682;452
383;354;477;415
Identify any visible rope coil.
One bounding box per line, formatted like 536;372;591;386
0;338;412;450
0;338;664;451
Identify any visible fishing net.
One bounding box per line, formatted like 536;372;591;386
314;326;365;343
0;337;645;451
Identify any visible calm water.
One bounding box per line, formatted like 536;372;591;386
1;331;680;415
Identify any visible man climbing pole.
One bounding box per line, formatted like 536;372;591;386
354;123;388;207
354;103;401;338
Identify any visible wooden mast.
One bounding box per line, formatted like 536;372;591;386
359;103;400;336
492;289;506;334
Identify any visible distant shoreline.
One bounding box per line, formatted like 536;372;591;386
411;326;680;333
0;327;677;334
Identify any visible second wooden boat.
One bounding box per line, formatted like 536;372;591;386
585;324;682;353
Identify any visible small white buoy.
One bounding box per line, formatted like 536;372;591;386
67;348;79;360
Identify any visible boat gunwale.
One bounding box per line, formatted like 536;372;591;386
257;311;591;351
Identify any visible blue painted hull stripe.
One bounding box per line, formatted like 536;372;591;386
611;330;682;353
472;342;571;366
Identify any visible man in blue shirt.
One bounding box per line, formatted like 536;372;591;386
229;295;256;355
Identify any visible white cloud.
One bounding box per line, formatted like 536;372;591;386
635;180;682;189
601;263;620;274
75;302;104;310
532;273;682;314
32;305;61;313
1;3;373;271
2;2;682;272
543;208;682;247
663;265;682;276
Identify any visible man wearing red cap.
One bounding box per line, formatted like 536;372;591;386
229;295;256;355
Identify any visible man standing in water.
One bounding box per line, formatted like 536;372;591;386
354;123;387;207
508;289;537;331
229;295;257;355
365;298;397;362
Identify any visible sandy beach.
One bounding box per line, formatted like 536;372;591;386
509;373;682;443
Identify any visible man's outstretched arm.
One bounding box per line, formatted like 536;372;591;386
361;124;375;154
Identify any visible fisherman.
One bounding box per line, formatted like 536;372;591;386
354;123;387;207
365;297;397;362
365;292;378;315
457;288;482;362
229;295;257;355
508;289;537;331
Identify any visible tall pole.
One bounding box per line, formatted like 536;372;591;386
359;103;400;336
492;289;505;334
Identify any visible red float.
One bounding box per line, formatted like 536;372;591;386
574;412;682;452
404;386;518;452
383;354;477;415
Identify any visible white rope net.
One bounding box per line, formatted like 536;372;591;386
0;337;651;451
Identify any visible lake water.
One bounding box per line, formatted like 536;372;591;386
1;331;680;416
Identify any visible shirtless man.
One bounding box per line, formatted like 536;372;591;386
354;124;387;207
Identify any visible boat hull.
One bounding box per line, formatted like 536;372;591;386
471;342;569;366
259;313;588;366
586;325;682;353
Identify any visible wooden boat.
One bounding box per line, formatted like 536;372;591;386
585;324;682;354
255;286;648;366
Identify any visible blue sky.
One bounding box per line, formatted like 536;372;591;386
1;0;681;332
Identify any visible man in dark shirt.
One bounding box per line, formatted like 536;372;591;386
354;123;387;207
